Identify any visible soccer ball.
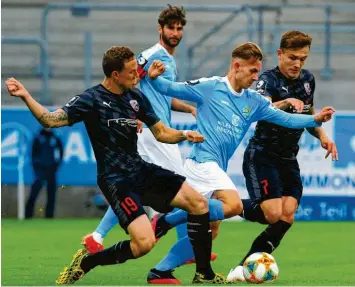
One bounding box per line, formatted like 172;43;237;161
243;252;279;283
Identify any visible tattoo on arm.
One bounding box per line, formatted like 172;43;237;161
38;109;68;127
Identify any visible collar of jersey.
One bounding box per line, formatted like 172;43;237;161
155;43;174;59
221;76;244;97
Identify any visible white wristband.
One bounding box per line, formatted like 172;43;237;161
182;130;191;137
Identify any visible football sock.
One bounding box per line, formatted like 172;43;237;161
155;235;194;271
81;240;134;272
239;220;292;265
175;222;188;239
95;206;119;238
165;199;224;226
187;212;215;279
92;232;104;244
155;200;224;272
240;199;268;224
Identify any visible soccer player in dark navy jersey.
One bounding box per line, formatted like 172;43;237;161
227;31;339;281
6;46;227;284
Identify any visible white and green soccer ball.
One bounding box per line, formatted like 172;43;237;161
243;252;279;283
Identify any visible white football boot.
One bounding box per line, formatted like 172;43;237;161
226;265;246;282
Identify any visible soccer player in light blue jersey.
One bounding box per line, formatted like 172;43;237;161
80;6;216;278
144;42;335;283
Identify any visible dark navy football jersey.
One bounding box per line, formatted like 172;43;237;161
62;84;160;176
249;67;315;158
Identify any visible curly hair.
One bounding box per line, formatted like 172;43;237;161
158;4;186;27
280;30;313;50
102;46;135;77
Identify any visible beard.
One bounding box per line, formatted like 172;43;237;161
161;32;182;48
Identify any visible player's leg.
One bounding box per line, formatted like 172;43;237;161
82;206;118;253
239;147;283;224
138;128;189;240
240;160;302;261
184;220;219;265
169;182;226;283
140;162;226;283
260;160;303;254
148;220;221;284
56;177;156;285
152;160;238;240
148;161;238;283
228;150;283;282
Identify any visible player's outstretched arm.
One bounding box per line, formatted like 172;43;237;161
148;60;203;104
306;107;338;160
257;99;335;129
273;98;304;113
6;77;69;128
149;121;204;144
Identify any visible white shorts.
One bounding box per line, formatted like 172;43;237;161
184;159;238;199
137;128;185;176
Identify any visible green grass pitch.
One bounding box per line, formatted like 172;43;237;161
2;219;355;285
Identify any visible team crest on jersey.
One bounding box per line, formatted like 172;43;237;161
232;114;240;126
129;100;139;112
242;105;251;118
304;82;311;95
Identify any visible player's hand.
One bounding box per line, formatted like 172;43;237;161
190;107;197;118
148;60;166;80
137;120;143;133
287;98;304;113
6;78;30;99
185;131;204;143
314;106;335;123
320;136;338;161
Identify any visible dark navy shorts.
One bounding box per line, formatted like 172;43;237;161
98;162;186;232
243;147;303;204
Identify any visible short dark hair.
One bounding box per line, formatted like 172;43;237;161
102;46;135;77
280;30;312;50
232;42;263;61
158;4;186;27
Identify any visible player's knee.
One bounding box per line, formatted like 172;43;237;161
281;210;296;224
264;208;282;224
132;236;156;257
188;193;208;214
223;200;243;218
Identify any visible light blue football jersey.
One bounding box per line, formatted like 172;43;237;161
137;43;177;127
150;76;321;171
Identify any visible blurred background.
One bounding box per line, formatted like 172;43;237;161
1;0;355;220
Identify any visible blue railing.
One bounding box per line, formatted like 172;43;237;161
2;3;355;104
1;36;51;105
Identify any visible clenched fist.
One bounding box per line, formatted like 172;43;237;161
148;60;166;80
6;78;30;99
